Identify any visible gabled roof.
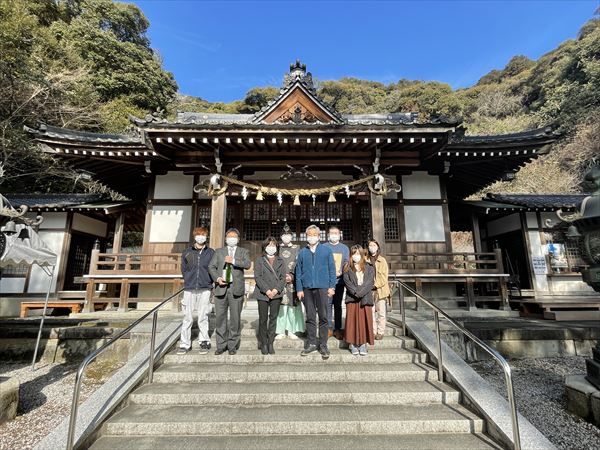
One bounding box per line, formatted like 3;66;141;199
251;61;344;124
130;61;459;129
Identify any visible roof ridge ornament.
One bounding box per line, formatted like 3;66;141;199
284;59;314;90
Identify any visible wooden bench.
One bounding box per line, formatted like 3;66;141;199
20;301;83;318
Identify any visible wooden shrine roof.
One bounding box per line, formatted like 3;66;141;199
23;62;561;200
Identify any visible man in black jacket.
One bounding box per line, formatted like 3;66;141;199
178;227;215;355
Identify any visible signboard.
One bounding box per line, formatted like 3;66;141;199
531;256;548;275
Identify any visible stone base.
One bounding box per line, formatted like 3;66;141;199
565;374;600;426
586;357;600;389
0;377;19;424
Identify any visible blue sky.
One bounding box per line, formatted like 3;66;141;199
131;0;599;102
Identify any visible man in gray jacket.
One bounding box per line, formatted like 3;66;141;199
208;228;251;355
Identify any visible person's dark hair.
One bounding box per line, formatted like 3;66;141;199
345;244;366;273
368;239;380;255
193;226;209;236
261;236;279;255
328;225;340;233
225;227;240;238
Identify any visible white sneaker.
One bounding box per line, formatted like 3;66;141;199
288;332;299;340
275;334;285;340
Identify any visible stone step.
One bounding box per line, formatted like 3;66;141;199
153;362;439;383
129;380;460;406
198;335;415;350
91;432;501;449
164;347;427;364
233;325;404;337
103;403;483;436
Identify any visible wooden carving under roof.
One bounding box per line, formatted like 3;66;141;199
253;60;342;125
261;87;336;124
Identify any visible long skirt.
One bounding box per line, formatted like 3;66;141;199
276;304;305;334
345;302;374;346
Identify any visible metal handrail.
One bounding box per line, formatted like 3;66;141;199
394;279;521;450
65;288;184;450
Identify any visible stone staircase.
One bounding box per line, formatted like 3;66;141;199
90;317;501;449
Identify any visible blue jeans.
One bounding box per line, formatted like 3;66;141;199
327;282;345;331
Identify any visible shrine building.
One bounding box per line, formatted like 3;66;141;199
2;61;594;317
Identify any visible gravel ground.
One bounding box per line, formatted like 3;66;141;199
0;360;122;450
470;356;600;450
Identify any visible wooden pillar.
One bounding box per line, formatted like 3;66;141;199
370;192;385;247
209;194;227;249
466;277;476;311
112;212;125;253
83;248;100;312
495;248;511;310
118;279;130;312
470;212;483;254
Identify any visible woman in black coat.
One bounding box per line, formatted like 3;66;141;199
254;236;286;355
343;245;375;356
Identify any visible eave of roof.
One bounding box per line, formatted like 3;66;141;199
486;193;587;209
448;127;560;148
4;193;108;209
24;124;143;145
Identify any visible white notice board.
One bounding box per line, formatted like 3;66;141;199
532;256;548;275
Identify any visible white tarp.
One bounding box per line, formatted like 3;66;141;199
0;223;57;268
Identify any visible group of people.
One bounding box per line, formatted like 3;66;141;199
178;224;390;359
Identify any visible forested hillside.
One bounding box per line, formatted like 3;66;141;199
1;0;598;197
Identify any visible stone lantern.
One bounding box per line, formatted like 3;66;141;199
558;165;600;389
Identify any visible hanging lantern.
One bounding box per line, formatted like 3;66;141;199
256;190;264;201
241;186;248;200
328;191;336;203
293;195;301;206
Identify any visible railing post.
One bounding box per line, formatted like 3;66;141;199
148;311;158;384
434;310;444;382
66;367;84;450
397;280;406;336
504;369;522;450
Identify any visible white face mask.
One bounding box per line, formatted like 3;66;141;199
368;246;378;255
281;235;292;245
265;246;277;256
194;235;207;244
352;254;362;263
225;237;238;247
307;236;319;246
328;233;340;243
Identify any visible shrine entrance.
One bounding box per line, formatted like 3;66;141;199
196;196;374;261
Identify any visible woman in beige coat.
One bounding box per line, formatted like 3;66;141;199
367;240;390;340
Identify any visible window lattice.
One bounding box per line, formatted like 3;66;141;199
384;206;399;240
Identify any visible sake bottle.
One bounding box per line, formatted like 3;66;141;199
224;261;233;283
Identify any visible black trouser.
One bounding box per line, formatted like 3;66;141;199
257;298;282;347
327;282;345;331
303;288;329;349
214;289;243;352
